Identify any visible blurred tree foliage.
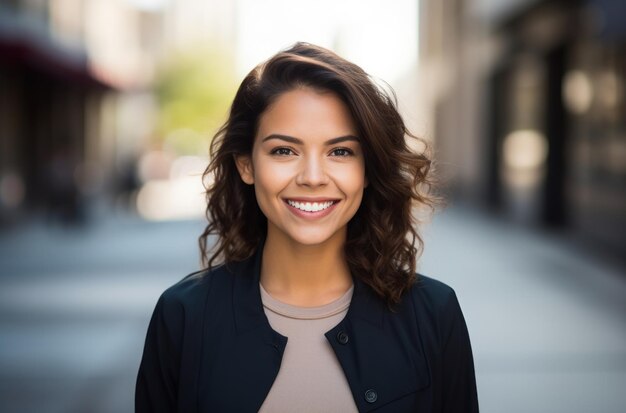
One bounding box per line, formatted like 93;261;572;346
154;47;237;155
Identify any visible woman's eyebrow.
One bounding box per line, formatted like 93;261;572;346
261;134;360;145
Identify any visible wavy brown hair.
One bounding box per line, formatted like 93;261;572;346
199;42;438;306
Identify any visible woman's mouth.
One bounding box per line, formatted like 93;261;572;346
286;200;336;212
283;199;340;219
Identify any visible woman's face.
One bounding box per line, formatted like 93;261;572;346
235;87;367;248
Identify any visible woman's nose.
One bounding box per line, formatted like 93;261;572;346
295;155;329;186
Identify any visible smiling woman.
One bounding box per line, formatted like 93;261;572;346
136;42;479;412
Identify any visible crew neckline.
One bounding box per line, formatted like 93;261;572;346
260;282;354;320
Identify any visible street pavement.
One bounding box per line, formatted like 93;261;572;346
420;207;626;413
0;205;624;412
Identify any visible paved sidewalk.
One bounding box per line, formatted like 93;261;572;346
0;206;624;412
0;212;204;413
420;207;626;413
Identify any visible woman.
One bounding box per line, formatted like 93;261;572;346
136;42;478;412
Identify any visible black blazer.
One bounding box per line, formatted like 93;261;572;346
136;240;479;412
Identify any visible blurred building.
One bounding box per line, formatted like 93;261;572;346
419;0;626;260
0;0;237;225
0;0;166;224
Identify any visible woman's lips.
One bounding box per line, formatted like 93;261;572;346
283;199;340;219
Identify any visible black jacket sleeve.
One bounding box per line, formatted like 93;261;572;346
135;291;184;412
441;290;479;412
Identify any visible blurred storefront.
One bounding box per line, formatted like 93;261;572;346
0;0;238;225
0;0;165;224
419;0;626;260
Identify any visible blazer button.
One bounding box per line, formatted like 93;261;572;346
336;331;349;345
364;389;378;403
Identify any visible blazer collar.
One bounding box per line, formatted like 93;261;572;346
231;236;385;335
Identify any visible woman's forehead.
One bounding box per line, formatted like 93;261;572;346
255;88;358;142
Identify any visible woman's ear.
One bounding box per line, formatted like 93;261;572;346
234;155;255;185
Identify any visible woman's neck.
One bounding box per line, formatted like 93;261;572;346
260;231;353;307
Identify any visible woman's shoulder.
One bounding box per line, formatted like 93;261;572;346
410;273;456;303
405;273;465;323
157;262;237;309
411;273;457;302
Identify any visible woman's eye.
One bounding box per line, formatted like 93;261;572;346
330;148;354;157
270;147;294;156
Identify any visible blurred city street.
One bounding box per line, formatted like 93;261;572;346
420;206;626;413
0;204;624;413
1;0;625;412
0;206;204;413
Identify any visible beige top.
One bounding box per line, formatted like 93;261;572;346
258;282;358;413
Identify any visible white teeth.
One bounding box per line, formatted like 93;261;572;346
287;200;335;212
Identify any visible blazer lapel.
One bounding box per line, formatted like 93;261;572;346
213;240;288;412
325;277;431;412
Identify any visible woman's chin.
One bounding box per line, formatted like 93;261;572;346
270;226;346;249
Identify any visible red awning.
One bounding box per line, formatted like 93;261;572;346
0;34;113;90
